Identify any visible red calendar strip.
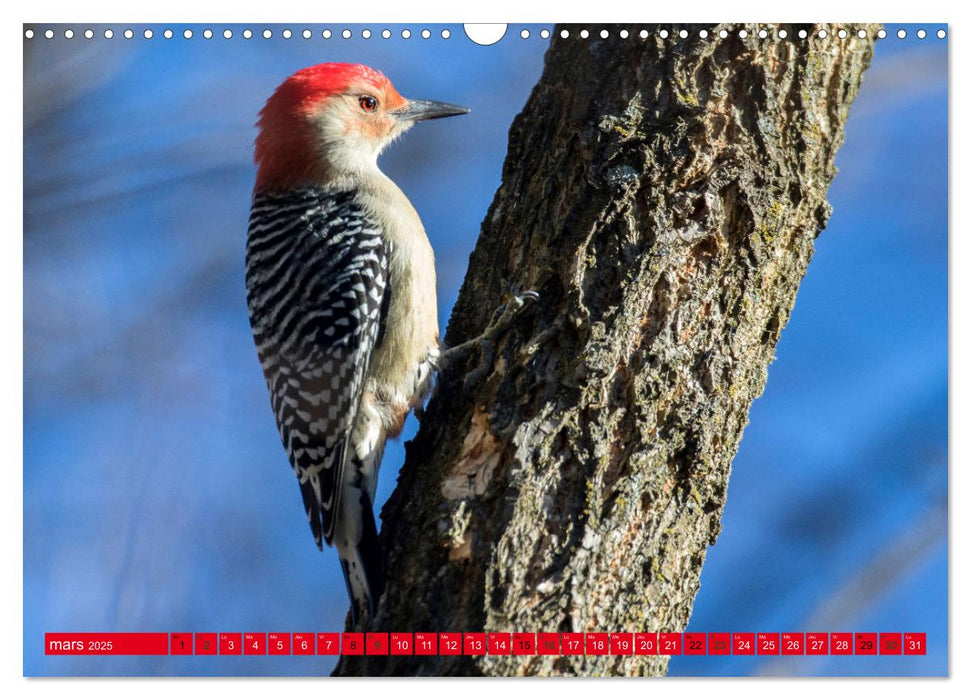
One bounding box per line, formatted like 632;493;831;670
45;632;927;657
45;633;169;655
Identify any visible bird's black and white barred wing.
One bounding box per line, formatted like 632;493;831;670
245;188;390;548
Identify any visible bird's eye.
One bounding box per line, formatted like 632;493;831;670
359;95;378;113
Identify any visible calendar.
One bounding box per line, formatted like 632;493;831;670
22;17;948;678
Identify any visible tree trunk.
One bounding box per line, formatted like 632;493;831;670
337;22;877;677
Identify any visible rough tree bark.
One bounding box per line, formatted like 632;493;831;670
337;22;876;676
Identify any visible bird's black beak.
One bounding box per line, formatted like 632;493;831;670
395;99;470;122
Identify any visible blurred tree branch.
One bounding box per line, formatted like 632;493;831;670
337;22;877;676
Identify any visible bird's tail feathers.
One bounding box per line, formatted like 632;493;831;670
336;488;384;628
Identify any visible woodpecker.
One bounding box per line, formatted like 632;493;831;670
245;63;469;625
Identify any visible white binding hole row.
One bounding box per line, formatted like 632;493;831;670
22;26;946;41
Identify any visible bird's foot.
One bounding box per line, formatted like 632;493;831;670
441;291;539;391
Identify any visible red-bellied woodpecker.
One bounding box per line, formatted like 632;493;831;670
246;63;470;625
247;63;538;627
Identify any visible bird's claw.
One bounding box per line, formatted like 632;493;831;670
488;290;540;327
441;290;540;391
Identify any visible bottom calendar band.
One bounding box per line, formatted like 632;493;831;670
44;631;927;657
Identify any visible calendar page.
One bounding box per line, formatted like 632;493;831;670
23;21;948;677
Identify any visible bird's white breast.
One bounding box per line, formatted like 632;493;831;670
354;173;441;418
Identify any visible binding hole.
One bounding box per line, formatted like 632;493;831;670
464;23;507;45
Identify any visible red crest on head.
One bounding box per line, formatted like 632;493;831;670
264;63;396;118
254;63;405;191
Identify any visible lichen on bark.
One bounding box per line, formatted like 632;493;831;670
336;22;877;677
